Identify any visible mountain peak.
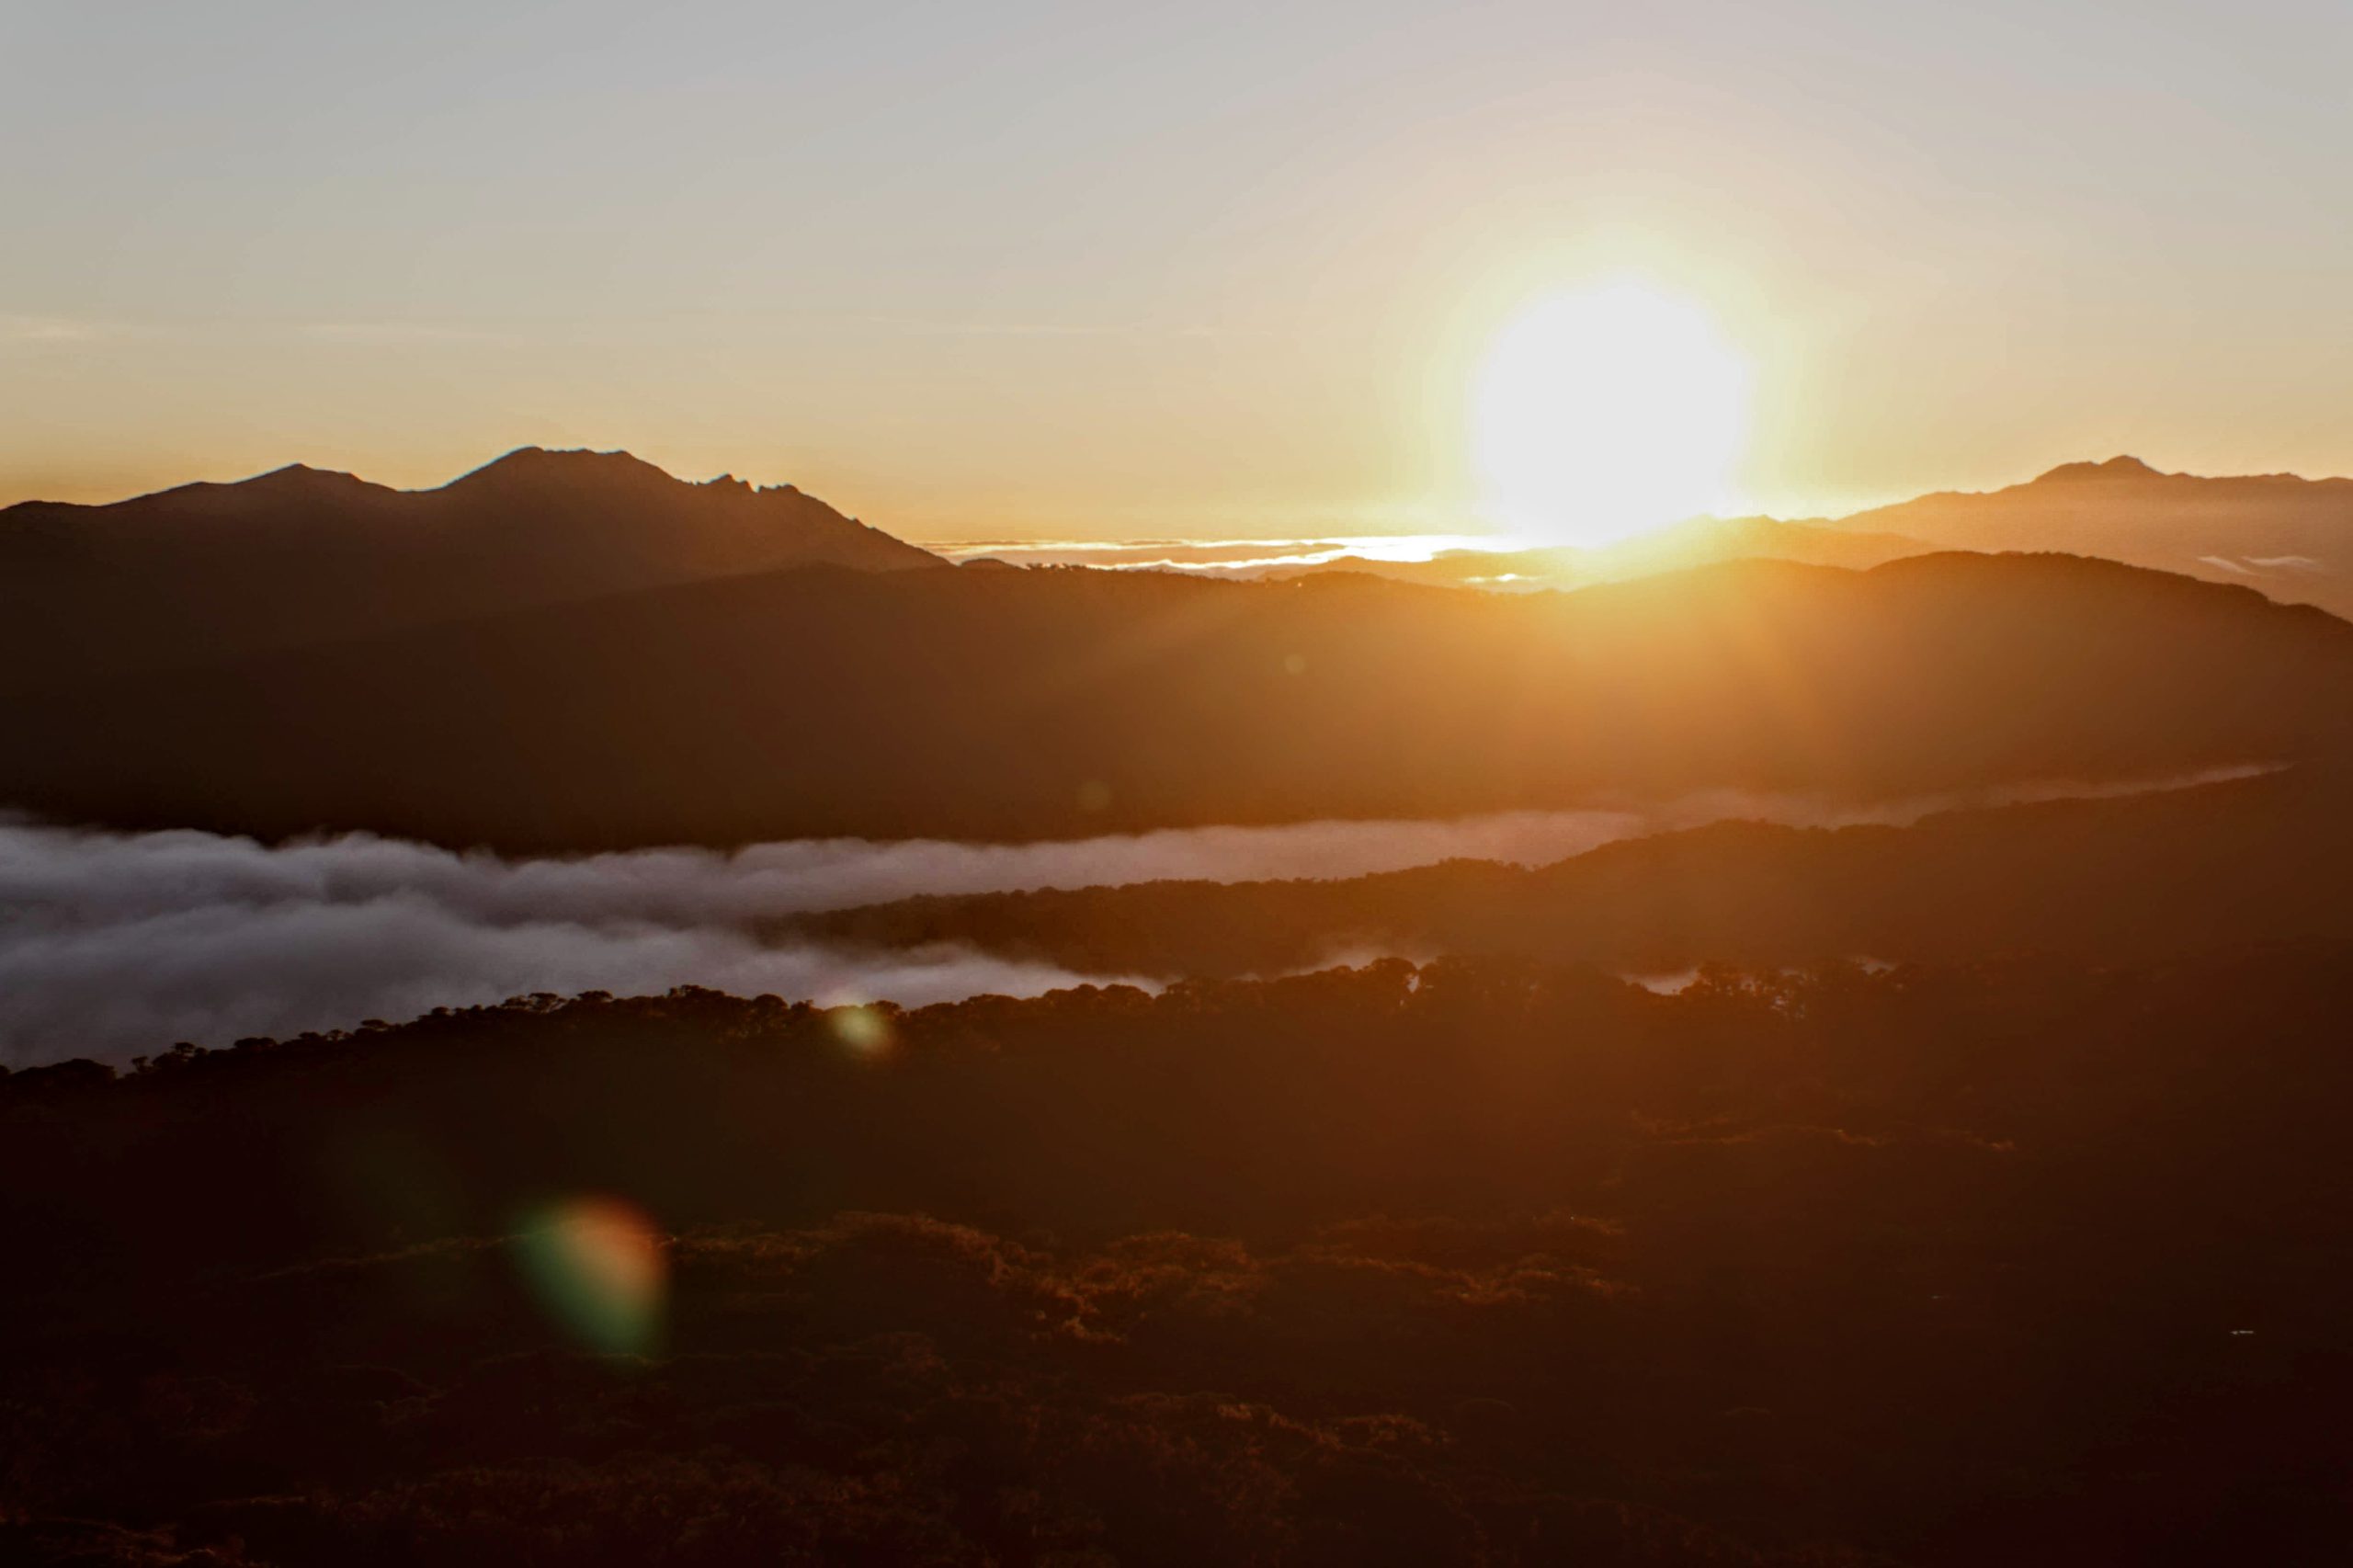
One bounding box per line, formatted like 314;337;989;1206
442;446;674;493
2034;455;2163;484
224;462;373;494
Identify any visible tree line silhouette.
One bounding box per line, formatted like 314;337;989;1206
5;945;2350;1564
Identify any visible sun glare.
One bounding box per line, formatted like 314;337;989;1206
1472;283;1752;548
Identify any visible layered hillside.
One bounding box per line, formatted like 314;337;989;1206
774;766;2353;976
3;551;2346;848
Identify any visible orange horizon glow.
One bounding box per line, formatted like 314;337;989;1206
9;7;2349;541
10;244;2349;542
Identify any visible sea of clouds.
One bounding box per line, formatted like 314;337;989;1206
0;767;2264;1065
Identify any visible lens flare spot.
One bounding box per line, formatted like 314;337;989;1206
828;1003;895;1054
514;1196;665;1355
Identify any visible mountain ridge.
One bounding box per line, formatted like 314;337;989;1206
1824;453;2353;614
3;546;2343;850
0;446;943;680
1112;455;2349;609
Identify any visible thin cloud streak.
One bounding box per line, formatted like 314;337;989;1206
298;322;525;347
921;534;1500;572
1;314;123;345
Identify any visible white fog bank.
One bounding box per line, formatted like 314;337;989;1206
0;766;2269;1065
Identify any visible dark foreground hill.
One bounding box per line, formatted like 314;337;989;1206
0;448;940;682
5;551;2347;849
775;765;2353;977
4;948;2349;1565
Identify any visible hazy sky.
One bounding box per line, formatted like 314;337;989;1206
5;0;2348;537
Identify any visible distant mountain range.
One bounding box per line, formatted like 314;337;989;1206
4;446;2347;847
8;449;2345;676
1245;457;2349;615
1829;455;2351;614
0;447;940;682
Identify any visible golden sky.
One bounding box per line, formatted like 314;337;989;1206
6;1;2348;539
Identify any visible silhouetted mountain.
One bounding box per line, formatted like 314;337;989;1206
0;448;941;683
777;766;2353;977
1831;455;2353;615
1248;458;2349;612
3;551;2345;849
2038;454;2164;483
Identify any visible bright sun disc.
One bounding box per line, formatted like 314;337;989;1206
1472;283;1752;547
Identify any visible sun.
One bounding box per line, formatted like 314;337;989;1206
1472;282;1752;548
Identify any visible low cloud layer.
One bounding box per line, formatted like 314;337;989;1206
0;903;1113;1067
0;767;2265;1065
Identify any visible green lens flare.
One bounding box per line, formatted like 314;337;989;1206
513;1197;665;1355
